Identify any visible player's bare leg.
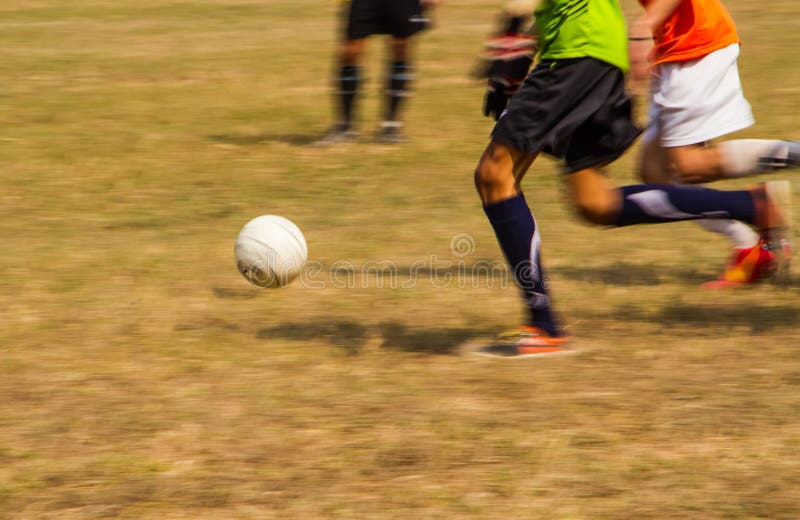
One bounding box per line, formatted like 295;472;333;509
475;141;535;204
637;138;672;184
564;168;622;226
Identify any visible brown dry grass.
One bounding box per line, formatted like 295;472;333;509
1;0;799;518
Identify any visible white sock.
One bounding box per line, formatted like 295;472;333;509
696;219;760;249
718;139;792;177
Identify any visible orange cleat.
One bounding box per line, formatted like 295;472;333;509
472;326;572;358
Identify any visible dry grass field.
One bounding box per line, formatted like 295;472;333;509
1;0;799;518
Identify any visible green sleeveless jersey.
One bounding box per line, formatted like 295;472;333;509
534;0;629;72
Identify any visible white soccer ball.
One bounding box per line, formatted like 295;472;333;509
234;215;308;288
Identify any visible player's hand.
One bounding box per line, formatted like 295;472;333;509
483;77;519;120
479;15;536;120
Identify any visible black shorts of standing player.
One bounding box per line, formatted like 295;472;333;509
345;0;429;40
492;58;642;173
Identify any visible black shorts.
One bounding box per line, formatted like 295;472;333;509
491;58;642;173
344;0;428;40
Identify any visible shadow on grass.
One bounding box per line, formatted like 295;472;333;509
553;263;711;286
590;302;799;333
376;323;481;354
256;321;484;356
208;133;317;146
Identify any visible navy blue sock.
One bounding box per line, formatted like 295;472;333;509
484;195;561;336
616;184;755;226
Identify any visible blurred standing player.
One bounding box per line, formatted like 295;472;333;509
472;0;790;357
315;0;440;145
630;0;799;287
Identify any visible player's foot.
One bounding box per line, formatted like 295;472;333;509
701;239;776;289
472;326;572;358
375;121;407;144
312;122;358;147
751;180;793;284
788;141;800;167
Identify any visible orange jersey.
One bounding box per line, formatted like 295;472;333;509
638;0;740;64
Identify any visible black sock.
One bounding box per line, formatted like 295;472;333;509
385;61;411;123
339;65;359;128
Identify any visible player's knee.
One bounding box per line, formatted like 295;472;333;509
391;38;410;62
474;142;520;203
342;39;365;64
474;157;512;193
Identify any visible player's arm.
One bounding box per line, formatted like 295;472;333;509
627;0;682;92
479;6;538;120
635;0;684;34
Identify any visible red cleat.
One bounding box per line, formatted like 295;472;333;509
702;239;776;289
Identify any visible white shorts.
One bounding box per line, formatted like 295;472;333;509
643;43;754;147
